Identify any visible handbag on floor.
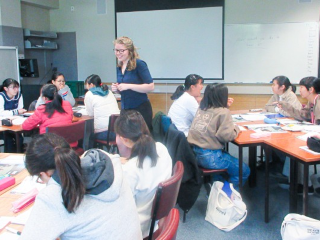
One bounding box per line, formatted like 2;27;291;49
205;181;247;232
281;214;320;240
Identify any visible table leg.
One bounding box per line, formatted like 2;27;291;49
264;144;270;223
15;132;21;153
303;163;309;215
239;146;243;193
248;146;257;188
289;157;298;213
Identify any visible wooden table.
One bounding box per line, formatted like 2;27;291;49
264;135;320;222
3;114;94;153
0;153;29;235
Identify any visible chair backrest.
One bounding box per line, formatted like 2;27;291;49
148;161;184;240
106;114;120;143
46;120;86;144
155;208;180;240
160;115;172;135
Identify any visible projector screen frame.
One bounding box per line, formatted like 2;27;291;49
114;0;225;82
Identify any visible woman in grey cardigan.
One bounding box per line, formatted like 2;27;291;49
35;72;75;108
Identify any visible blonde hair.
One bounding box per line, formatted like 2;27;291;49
113;36;139;71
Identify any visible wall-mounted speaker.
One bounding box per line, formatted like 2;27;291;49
97;0;107;14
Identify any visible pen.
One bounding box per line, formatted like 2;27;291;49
265;104;277;106
6;227;21;235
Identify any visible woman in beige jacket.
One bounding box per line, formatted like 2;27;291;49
265;76;301;117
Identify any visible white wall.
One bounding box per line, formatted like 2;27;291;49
48;0;320;93
225;0;320;24
21;0;58;9
0;0;21;27
49;0;116;82
21;3;50;31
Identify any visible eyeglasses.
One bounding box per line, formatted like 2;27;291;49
113;49;128;54
8;86;19;90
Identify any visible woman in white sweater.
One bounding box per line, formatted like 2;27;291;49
21;133;142;240
115;110;172;238
84;74;120;148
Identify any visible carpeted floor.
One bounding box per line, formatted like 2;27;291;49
176;144;320;240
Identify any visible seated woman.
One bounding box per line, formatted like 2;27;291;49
0;78;26;152
265;75;301;116
114;110;172;238
187;83;250;190
279;76;320;124
168;74;204;136
20;133;142;240
22;84;73;134
84;74;120;148
35;72;75;108
277;77;320;193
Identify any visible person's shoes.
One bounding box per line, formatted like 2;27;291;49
278;183;314;195
269;172;287;180
278;183;290;190
256;160;265;171
297;184;314;195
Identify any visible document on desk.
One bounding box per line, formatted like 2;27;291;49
240;114;266;121
0;232;20;240
11;176;46;194
11;208;32;225
299;146;320;155
244;124;286;133
0;155;24;180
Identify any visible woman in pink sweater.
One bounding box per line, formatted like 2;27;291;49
22;84;73;134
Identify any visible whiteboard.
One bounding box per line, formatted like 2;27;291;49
0;46;20;84
224;22;319;84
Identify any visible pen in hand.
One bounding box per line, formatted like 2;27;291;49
6;227;21;235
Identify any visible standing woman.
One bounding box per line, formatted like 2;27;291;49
265;75;301;117
22;84;73;134
35;72;75;108
114;110;172;238
168;74;204;137
20;133;142;240
187;83;250;190
84;74;120;148
0;78;26;152
279;76;320;124
112;36;154;131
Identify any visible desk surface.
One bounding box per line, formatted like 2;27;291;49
2;114;93;133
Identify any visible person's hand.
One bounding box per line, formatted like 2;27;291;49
18;109;27;114
227;97;234;107
117;83;131;92
111;83;119;92
275;102;282;109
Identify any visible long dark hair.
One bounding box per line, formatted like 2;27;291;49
114;110;158;168
85;74;109;92
171;74;204;100
25;133;85;213
272;75;296;93
200;83;228;110
0;78;19;92
42;84;66;118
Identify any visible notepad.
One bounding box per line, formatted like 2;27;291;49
299;146;320;155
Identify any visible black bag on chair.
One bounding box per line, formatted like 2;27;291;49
307;137;320;153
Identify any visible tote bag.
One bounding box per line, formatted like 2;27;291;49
205;181;247;232
281;214;320;240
